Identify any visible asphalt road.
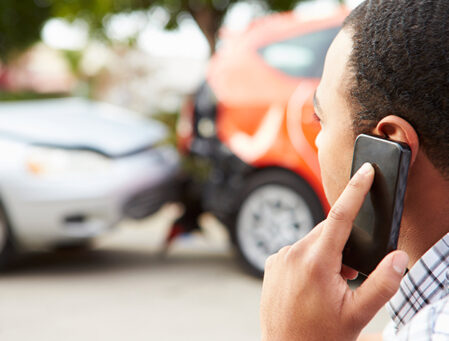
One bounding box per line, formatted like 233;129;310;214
0;206;389;340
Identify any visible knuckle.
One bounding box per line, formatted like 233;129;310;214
306;261;322;279
304;250;323;278
348;176;363;190
278;245;291;255
285;242;303;260
264;254;275;269
328;204;347;222
282;245;296;262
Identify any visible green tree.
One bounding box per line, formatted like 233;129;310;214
0;0;343;60
0;0;51;62
49;0;312;53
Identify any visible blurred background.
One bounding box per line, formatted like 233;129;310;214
0;0;390;340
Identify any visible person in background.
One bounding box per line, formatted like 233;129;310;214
260;0;449;339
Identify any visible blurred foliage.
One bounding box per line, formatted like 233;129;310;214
152;111;211;180
0;0;51;62
0;0;334;60
152;111;179;147
48;0;238;53
180;152;212;182
61;50;84;77
49;0;321;52
0;91;67;101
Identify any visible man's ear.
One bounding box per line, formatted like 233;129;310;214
371;115;420;165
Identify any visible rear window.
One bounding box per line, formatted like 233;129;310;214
258;26;340;78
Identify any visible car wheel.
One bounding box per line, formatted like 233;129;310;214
231;169;325;277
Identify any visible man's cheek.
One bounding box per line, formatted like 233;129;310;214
322;163;350;206
314;130;322;150
321;170;337;206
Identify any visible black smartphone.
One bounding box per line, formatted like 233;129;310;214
342;134;411;276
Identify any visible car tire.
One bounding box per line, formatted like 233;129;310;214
54;240;94;252
0;204;15;269
230;169;325;278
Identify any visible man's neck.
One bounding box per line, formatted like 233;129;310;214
398;158;449;267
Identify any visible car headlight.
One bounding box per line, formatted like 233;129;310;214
26;146;111;176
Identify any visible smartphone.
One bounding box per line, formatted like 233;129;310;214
342;134;411;276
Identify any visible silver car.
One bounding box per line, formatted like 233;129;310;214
0;98;180;264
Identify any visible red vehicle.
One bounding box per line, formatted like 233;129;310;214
176;9;348;276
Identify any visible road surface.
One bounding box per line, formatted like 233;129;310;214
0;206;388;340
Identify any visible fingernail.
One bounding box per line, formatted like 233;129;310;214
358;162;373;176
392;253;409;275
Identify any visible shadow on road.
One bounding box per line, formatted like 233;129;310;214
1;247;248;279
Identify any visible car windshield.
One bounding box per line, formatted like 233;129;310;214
258;26;340;78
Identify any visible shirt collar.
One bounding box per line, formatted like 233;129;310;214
386;232;449;331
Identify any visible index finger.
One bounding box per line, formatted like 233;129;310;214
319;162;374;252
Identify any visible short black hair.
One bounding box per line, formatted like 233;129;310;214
343;0;449;178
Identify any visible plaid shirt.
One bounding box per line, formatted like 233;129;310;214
383;233;449;340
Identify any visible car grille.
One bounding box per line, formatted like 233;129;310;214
123;182;181;220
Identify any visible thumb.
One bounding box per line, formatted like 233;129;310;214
351;251;409;326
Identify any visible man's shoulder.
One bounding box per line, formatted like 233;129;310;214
384;294;449;340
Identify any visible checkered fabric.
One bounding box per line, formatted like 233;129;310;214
383;233;449;340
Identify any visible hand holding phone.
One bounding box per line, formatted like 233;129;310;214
261;142;409;341
342;134;411;276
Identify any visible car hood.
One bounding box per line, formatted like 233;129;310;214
0;98;167;158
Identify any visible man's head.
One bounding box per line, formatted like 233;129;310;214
315;0;449;205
